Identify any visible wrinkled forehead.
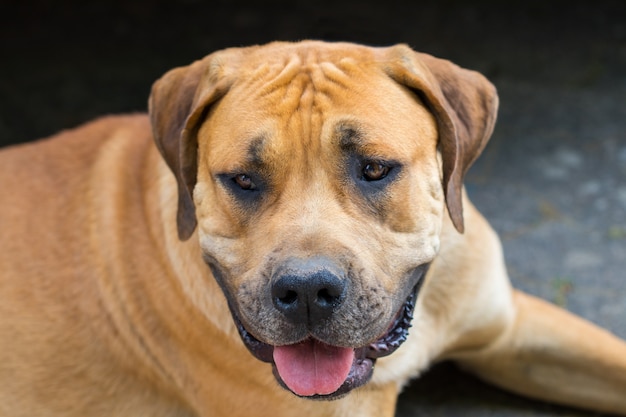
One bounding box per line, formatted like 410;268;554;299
224;43;390;106
232;41;382;77
201;42;437;167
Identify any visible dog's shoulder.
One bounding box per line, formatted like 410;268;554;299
0;113;156;241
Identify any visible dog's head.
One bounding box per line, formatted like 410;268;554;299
149;41;497;398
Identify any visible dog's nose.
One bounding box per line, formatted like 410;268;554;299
271;259;346;325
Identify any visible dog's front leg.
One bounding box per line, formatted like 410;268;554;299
455;290;626;415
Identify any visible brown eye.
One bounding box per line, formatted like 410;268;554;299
233;174;256;190
362;162;390;181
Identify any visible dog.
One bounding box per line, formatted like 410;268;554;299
1;40;625;417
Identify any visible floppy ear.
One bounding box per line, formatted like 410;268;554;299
149;53;235;240
381;45;499;233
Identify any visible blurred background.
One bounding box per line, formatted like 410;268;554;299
1;1;625;415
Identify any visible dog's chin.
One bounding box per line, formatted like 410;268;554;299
231;283;421;400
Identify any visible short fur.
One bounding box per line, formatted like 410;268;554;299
1;41;625;417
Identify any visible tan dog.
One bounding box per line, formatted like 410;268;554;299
1;41;625;417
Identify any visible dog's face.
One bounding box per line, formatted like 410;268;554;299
149;41;498;399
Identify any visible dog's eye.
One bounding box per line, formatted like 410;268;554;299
233;174;256;191
362;162;390;181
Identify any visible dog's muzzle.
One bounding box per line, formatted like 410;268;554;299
230;261;430;400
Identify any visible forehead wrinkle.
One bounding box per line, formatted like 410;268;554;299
318;61;352;90
254;55;303;98
244;53;357;109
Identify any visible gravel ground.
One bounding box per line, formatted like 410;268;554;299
1;1;625;415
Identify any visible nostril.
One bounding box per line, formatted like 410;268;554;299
278;290;298;306
272;276;302;316
316;288;342;308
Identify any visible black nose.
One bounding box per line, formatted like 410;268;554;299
271;259;346;325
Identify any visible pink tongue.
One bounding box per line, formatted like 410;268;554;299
273;339;355;396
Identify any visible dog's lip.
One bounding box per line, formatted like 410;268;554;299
231;282;419;399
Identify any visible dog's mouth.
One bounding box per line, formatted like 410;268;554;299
233;282;420;400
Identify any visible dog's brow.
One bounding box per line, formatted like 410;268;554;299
336;124;364;151
246;136;266;166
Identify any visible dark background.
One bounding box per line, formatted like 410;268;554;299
1;1;625;416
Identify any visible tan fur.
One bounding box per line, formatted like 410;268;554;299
1;41;625;417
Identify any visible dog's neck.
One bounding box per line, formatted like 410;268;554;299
84;121;247;407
